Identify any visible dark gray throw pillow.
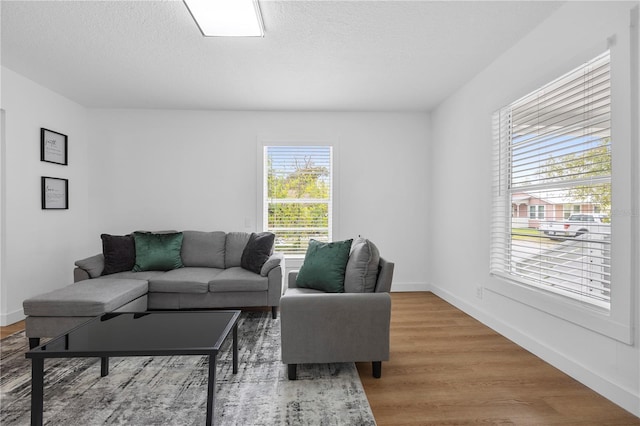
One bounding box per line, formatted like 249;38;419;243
101;233;135;275
241;232;275;274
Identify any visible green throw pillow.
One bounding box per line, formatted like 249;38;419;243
132;231;184;272
296;239;353;293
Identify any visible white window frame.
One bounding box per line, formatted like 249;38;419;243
488;41;636;344
258;140;336;258
529;205;545;220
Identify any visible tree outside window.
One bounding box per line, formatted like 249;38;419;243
264;146;332;256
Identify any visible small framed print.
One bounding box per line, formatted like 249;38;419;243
41;128;68;165
41;177;69;210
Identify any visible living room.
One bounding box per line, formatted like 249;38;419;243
1;0;639;423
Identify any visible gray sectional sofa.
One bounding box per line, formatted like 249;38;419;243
23;231;283;348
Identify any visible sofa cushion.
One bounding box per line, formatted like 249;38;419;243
209;267;269;292
23;278;148;317
132;231;184;272
225;232;251;268
241;232;275;274
296;239;353;293
148;267;223;294
101;233;136;275
344;237;380;293
75;254;104;278
181;231;226;269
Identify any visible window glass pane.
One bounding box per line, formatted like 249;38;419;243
492;51;611;310
264;145;332;255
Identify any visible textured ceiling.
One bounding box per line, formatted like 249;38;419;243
1;1;563;112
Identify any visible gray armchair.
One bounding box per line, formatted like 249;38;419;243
280;257;394;380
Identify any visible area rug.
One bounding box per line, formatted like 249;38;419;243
0;312;376;425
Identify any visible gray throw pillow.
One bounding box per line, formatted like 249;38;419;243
241;232;275;274
101;233;135;275
344;237;380;293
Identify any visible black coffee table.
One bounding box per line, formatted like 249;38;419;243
26;310;241;426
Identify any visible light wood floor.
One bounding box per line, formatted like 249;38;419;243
357;292;640;425
2;294;638;424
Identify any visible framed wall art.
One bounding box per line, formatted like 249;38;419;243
41;128;68;165
41;177;69;210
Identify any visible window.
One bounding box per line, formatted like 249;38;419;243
491;51;611;310
529;205;545;220
263;145;333;256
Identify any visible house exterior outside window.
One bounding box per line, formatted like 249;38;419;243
529;205;544;220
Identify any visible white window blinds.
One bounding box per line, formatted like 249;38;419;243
491;51;611;310
264;145;333;256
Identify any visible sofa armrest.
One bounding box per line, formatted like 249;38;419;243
261;252;284;277
73;267;90;282
280;291;391;364
74;253;104;280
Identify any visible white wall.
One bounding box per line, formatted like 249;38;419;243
86;109;430;291
0;67;90;325
0;72;429;323
429;1;639;416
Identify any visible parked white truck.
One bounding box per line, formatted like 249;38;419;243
538;213;610;239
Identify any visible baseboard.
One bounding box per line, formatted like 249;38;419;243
429;284;640;418
391;282;430;292
0;308;25;327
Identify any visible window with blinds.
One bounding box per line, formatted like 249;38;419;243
263;145;333;256
491;50;611;310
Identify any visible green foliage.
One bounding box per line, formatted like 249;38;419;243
542;138;611;211
267;155;330;253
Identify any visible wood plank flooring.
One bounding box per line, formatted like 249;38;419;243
2;294;638;424
0;320;25;339
357;292;640;425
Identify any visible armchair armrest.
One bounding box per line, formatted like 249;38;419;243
288;270;301;288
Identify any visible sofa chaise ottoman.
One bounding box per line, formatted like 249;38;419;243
23;230;283;347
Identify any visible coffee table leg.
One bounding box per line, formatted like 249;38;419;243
206;354;216;426
233;323;238;374
31;358;44;426
101;357;109;377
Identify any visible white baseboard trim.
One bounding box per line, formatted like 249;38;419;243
429;284;640;418
391;282;430;292
1;308;25;327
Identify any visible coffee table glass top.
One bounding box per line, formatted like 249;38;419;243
26;311;241;358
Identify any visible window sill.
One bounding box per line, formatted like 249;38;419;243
487;273;633;344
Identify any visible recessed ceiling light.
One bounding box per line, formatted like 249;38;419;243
184;0;264;37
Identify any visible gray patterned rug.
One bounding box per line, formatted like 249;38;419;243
0;312;375;425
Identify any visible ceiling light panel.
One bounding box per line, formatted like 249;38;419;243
184;0;264;37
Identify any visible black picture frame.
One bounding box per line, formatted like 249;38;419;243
40;128;68;165
41;177;69;210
